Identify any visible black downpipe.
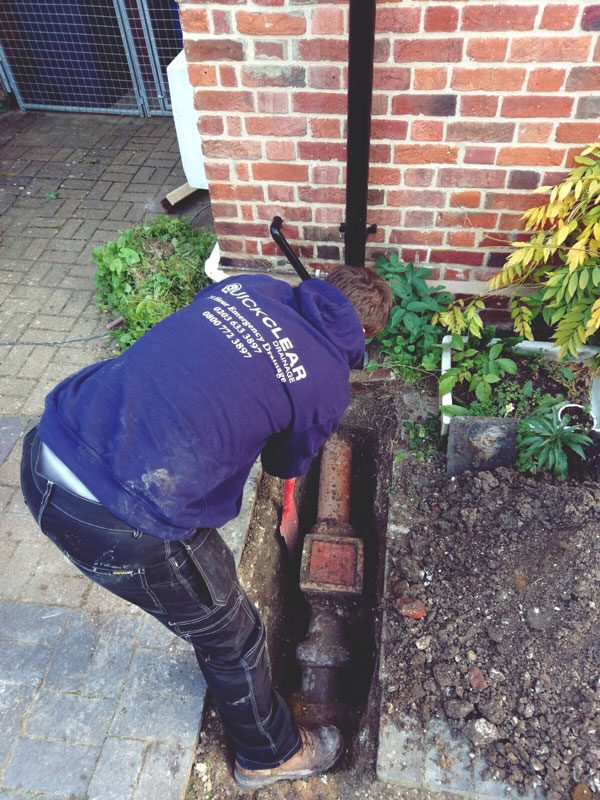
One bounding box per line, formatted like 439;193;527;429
343;0;377;267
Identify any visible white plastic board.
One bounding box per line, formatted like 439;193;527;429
167;50;208;190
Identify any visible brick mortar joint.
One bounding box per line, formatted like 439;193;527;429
183;30;594;42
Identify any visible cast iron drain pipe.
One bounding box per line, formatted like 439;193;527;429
296;434;363;704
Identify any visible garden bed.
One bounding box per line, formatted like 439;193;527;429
440;337;600;436
452;353;594;418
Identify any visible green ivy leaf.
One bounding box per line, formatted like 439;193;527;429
475;381;491;402
439;374;457;395
496;358;518;374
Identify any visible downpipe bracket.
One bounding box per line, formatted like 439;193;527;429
339;222;377;236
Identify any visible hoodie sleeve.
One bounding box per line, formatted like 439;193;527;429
260;416;342;479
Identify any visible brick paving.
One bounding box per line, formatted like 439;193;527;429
0;110;249;800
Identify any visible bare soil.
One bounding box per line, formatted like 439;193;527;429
385;456;600;800
188;381;600;800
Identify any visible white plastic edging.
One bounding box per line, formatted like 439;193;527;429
440;335;600;435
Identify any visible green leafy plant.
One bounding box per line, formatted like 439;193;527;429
492;143;600;360
516;407;592;480
439;328;519;404
397;413;444;462
93;215;216;350
45;190;59;201
368;253;454;380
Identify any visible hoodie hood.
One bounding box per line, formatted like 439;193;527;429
293;278;365;369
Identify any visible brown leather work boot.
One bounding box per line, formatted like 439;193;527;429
233;725;344;790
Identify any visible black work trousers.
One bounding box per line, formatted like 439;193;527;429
20;428;300;769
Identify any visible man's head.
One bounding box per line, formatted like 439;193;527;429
325;265;392;338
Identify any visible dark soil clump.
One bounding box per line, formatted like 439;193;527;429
386;456;600;799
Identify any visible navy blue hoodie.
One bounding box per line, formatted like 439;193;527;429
37;275;364;539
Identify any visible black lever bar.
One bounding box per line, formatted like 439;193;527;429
270;216;311;282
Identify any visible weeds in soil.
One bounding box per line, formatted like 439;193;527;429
93;215;216;350
441;341;590;422
368;253;454;380
532;356;593;401
396;413;444;463
458;379;563;419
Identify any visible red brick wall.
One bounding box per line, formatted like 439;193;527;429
178;0;600;288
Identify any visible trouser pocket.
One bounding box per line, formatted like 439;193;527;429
143;528;239;622
181;527;238;608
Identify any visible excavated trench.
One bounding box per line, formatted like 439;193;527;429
236;383;397;768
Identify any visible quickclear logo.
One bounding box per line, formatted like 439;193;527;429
222;283;242;294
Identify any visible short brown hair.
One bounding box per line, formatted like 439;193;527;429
326;265;392;337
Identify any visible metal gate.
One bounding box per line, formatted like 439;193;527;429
0;0;183;116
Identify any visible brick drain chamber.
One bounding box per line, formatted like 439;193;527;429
236;383;397;766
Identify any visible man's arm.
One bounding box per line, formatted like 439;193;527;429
261;417;341;479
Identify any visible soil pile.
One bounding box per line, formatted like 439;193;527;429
387;459;600;799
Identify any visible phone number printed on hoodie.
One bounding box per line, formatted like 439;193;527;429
202;310;254;358
206;292;308;383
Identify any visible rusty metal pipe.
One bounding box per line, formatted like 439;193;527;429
300;433;362;594
296;610;351;703
317;433;352;523
296;434;361;706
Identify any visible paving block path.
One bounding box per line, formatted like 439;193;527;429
0;111;250;800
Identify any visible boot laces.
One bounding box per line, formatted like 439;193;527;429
298;726;316;759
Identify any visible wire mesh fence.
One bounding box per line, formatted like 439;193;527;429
0;0;182;116
129;0;183;113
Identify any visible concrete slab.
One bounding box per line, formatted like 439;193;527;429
44;610;102;691
86;737;146;800
3;738;100;795
24;690;116;745
0;640;53;686
0;685;37;769
131;743;195;800
110;691;205;745
0;601;69;644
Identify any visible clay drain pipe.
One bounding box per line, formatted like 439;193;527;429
296;433;364;704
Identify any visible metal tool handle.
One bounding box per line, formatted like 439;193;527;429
270;216;311;281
